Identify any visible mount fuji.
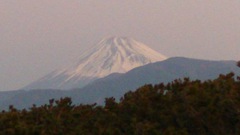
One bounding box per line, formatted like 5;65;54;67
24;36;167;90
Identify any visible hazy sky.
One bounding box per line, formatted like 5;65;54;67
0;0;239;90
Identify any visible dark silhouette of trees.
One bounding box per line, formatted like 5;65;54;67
0;73;240;134
237;61;240;68
237;61;240;80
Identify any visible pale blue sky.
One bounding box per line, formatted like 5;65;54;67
0;0;239;90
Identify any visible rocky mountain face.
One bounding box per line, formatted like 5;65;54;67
23;36;167;90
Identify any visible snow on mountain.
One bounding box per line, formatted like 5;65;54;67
23;36;167;90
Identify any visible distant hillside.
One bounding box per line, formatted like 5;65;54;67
0;57;240;110
69;57;240;104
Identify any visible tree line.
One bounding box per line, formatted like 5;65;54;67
0;72;239;134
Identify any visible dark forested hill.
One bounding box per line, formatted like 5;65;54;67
0;73;239;135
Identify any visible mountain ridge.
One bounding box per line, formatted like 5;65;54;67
1;57;240;110
70;57;240;104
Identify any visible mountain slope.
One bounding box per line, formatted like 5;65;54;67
23;36;167;90
70;57;240;104
3;57;240;110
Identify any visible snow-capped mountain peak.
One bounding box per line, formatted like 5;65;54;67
24;36;167;90
64;36;167;78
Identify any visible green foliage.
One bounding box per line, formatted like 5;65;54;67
0;73;240;134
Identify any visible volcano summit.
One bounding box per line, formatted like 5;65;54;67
24;36;167;90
